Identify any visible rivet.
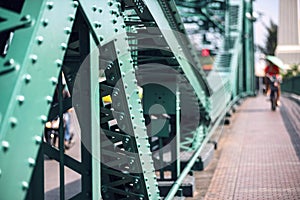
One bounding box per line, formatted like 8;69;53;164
28;157;35;167
36;36;44;45
64;27;71;35
99;36;104;42
115;2;121;8
41;115;47;123
50;77;58;84
10;117;17;127
17;95;25;104
108;1;113;6
110;10;117;15
34;135;42;144
117;50;120;54
114;28;118;32
46;96;53;103
72;1;78;7
55;59;63;67
30;54;38;64
94;21;101;28
61;43;67;50
119;61;123;66
112;19;117;24
22;181;29;190
98;8;103;13
42;19;49;27
122;24;126;29
68;14;75;21
20;15;31;22
46;1;54;9
0;169;2;177
24;74;31;83
2;141;10;150
4;58;15;66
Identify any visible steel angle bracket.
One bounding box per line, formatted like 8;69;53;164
0;0;77;199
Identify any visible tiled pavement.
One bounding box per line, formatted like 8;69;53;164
204;95;300;200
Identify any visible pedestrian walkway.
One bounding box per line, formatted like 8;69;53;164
204;94;300;200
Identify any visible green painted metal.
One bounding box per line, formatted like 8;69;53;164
0;1;77;199
0;0;255;199
281;75;300;95
244;0;255;95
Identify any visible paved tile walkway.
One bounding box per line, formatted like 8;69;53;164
204;95;300;200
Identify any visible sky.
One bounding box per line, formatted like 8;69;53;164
253;0;279;46
253;0;279;75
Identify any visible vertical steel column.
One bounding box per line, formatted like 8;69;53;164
90;37;101;200
244;0;255;95
175;83;180;178
58;72;65;200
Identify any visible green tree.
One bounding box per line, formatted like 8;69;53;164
257;19;277;55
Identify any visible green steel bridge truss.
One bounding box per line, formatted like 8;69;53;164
0;0;255;199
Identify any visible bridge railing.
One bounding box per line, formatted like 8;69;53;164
0;0;255;200
281;75;300;95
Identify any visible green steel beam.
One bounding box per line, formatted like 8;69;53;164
243;0;255;95
0;0;256;199
0;1;77;199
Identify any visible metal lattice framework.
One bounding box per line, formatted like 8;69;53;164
0;0;255;199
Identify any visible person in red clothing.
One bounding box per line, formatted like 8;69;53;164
264;61;281;104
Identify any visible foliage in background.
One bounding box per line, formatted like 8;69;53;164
282;64;300;79
257;19;277;56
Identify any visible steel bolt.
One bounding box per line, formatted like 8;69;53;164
28;157;35;167
21;15;31;22
42;19;49;27
41;115;47;123
30;54;38;64
108;1;113;6
112;19;117;24
98;8;103;13
112;89;119;97
92;5;97;12
4;58;15;66
94;22;101;28
46;1;54;9
17;95;25;104
24;74;31;83
34;135;42;144
68;14;74;22
2;141;9;150
36;36;43;45
22;181;29;190
64;27;71;34
55;59;62;67
50;77;58;85
61;43;67;50
72;1;78;7
46;96;53;103
99;36;104;42
10;117;17;127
